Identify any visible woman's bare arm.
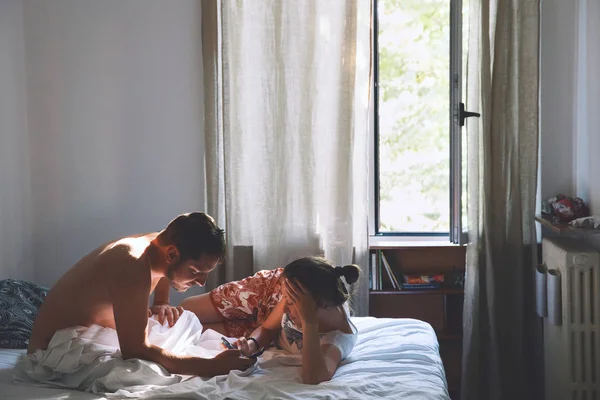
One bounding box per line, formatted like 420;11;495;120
284;279;343;384
234;299;286;355
300;323;343;384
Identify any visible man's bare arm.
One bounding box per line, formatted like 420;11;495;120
110;259;255;376
153;277;171;305
150;278;183;326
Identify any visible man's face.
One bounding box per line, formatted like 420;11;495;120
166;254;220;292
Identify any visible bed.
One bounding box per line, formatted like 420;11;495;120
0;317;449;400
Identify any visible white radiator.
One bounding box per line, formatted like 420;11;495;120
541;237;600;400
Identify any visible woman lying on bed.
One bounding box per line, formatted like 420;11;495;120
174;257;360;384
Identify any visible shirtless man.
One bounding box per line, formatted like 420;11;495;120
28;212;255;376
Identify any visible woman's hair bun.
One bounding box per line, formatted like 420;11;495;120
340;264;360;285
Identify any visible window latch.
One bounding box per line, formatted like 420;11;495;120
459;102;480;127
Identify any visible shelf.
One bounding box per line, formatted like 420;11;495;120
535;215;600;235
369;236;463;249
370;288;464;295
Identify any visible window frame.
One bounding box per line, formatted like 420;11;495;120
369;0;465;244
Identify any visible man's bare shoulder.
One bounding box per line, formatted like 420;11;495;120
97;234;157;286
100;233;157;258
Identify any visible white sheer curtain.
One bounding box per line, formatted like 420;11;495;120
461;0;540;399
202;1;372;315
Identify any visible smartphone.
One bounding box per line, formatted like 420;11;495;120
221;337;237;350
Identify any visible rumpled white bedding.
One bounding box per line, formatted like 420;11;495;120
6;314;449;400
13;311;254;394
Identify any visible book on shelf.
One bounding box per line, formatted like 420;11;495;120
370;252;381;290
378;251;383;290
402;283;442;290
370;252;376;290
381;252;401;290
403;273;444;284
369;250;402;291
370;251;450;291
401;273;444;290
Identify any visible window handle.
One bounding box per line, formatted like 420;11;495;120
459;102;480;127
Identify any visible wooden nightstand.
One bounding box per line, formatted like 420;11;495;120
368;245;465;400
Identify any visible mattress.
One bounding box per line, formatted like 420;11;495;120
0;317;449;399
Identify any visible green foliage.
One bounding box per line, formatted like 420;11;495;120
377;0;452;232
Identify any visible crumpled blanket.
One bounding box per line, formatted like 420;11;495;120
13;311;252;395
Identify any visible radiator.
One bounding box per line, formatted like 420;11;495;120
541;237;600;400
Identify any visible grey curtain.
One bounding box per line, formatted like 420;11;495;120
461;1;541;399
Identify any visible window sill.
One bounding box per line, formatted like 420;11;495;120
368;235;464;249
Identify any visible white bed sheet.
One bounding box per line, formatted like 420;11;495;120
0;348;101;399
0;317;449;400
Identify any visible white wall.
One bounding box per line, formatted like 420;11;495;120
0;0;34;282
539;0;578;201
22;0;207;303
540;0;600;249
577;0;600;249
539;1;600;205
582;0;600;215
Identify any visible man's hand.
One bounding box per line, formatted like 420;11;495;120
212;349;256;375
150;303;185;327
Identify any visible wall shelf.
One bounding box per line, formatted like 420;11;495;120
535;215;600;235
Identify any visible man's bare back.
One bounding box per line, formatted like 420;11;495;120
27;212;255;377
28;233;159;352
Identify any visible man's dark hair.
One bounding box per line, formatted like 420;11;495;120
161;212;225;262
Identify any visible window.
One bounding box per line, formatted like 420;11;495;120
372;0;471;243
